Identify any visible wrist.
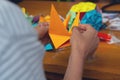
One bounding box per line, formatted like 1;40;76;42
70;46;87;60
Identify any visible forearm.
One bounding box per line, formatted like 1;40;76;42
63;48;85;80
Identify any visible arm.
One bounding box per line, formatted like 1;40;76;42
63;48;85;80
64;24;99;80
0;1;46;80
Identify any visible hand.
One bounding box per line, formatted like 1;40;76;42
70;24;99;59
35;22;50;45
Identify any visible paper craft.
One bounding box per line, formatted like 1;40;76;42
22;2;105;50
67;2;103;31
81;10;102;31
45;43;53;51
63;14;71;28
49;4;71;49
69;12;80;33
70;2;96;12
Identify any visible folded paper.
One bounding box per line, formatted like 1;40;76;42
49;4;71;49
22;2;104;50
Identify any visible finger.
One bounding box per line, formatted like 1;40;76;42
72;27;83;34
73;26;86;34
79;24;96;32
78;24;87;31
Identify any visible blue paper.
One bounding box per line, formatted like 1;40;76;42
32;23;38;28
81;10;102;31
45;43;53;51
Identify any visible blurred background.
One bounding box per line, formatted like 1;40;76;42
9;0;111;3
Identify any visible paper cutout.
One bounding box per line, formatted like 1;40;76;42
39;16;46;23
81;10;102;31
79;12;86;20
69;12;80;33
63;14;71;28
67;11;76;29
70;2;96;12
45;43;53;51
49;4;71;49
59;40;70;48
67;2;102;31
98;32;111;41
32;23;38;28
23;2;104;50
49;34;70;49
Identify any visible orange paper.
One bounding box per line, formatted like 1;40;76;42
49;4;80;49
49;4;71;49
63;14;71;29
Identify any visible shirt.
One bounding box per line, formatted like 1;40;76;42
0;0;46;80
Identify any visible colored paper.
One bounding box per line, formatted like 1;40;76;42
69;12;80;33
63;14;71;28
49;4;71;49
49;34;70;49
45;43;53;51
81;10;102;31
70;2;96;12
67;11;76;29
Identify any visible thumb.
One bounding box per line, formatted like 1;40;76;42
72;27;85;34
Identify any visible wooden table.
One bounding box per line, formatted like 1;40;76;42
19;1;120;80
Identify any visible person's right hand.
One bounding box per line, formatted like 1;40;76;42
70;24;99;59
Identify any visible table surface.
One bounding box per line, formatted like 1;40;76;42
19;1;120;80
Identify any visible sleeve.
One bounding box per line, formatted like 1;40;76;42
0;1;46;80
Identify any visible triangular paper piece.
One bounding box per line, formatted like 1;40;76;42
79;12;86;20
45;43;53;51
39;16;45;23
49;34;70;49
63;14;71;28
59;40;70;48
49;4;70;36
69;12;80;33
49;4;71;49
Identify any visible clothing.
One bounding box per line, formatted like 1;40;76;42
9;0;23;3
0;0;46;80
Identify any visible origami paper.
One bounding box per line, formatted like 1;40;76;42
98;32;111;41
22;2;104;50
49;4;71;49
45;43;53;51
70;2;96;12
67;11;76;29
69;12;80;33
81;10;102;31
32;23;38;28
67;2;103;31
39;16;46;23
48;3;103;49
63;14;71;28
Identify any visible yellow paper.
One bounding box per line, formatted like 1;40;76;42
70;2;96;12
21;7;26;14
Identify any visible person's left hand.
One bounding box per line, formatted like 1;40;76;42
35;22;50;45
